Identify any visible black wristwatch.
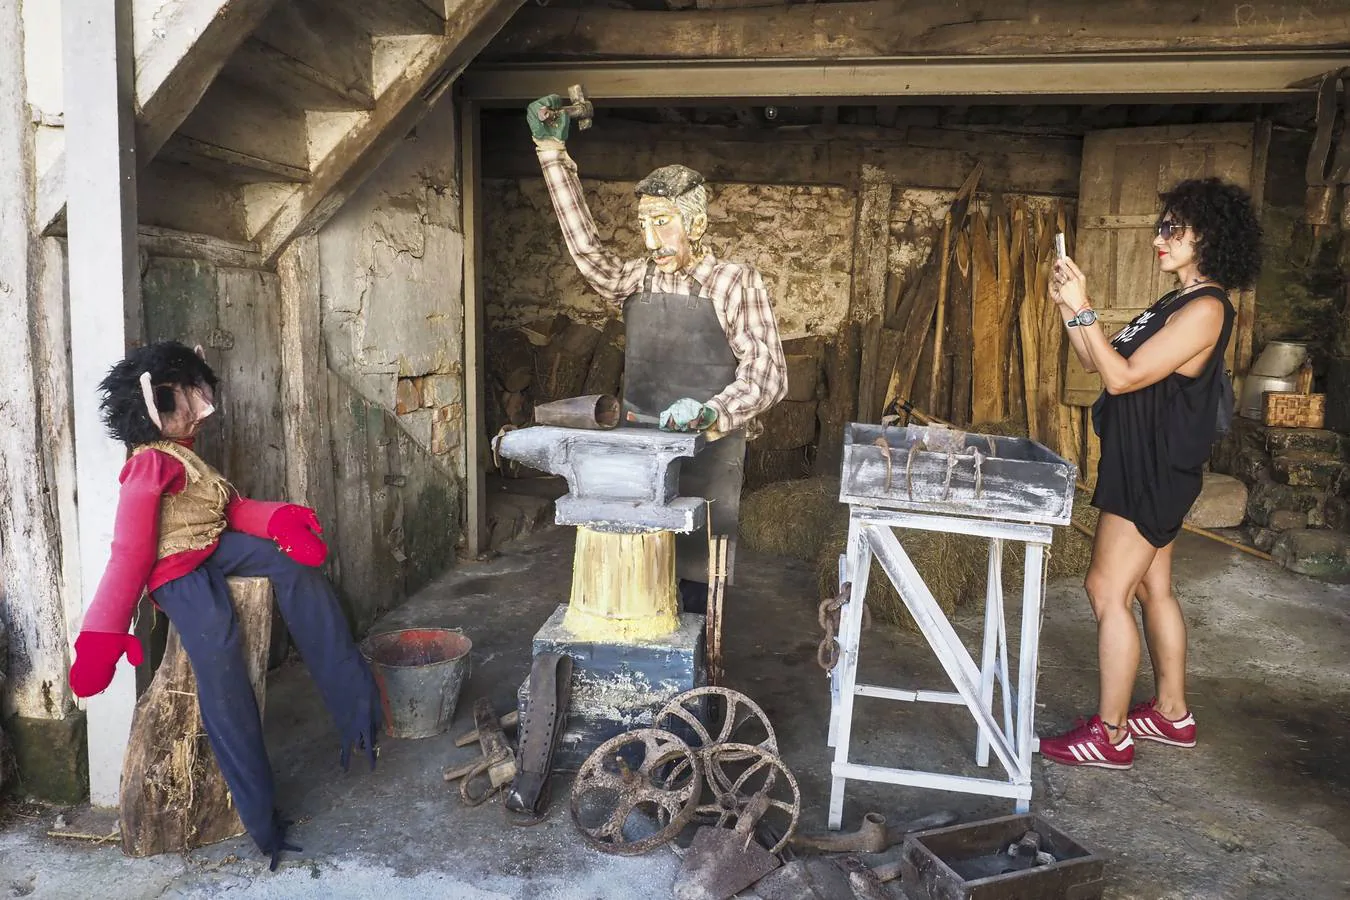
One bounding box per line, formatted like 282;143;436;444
1067;307;1098;328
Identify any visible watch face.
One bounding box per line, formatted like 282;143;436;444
1078;309;1098;326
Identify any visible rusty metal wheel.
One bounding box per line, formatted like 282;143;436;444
569;728;702;856
656;686;778;759
695;743;801;854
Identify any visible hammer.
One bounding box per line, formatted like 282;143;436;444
537;84;593;131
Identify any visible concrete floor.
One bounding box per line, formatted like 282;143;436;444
3;524;1349;899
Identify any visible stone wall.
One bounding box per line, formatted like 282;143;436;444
483;178;855;338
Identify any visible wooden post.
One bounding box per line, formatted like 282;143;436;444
0;0;73;736
563;528;680;641
277;235;337;539
120;577;273;857
63;0;142;806
460;97;488;556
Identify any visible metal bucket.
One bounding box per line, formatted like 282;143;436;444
361;628;472;739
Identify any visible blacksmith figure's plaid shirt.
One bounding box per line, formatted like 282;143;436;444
536;143;787;434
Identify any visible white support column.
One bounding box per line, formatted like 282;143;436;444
63;0;141;806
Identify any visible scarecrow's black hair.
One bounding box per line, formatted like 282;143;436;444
98;341;218;446
1157;177;1263;291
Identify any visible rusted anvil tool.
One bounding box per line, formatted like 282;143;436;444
443;698;516;805
537;84;593;131
789;810;958;853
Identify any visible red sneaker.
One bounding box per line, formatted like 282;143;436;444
1037;715;1134;769
1127;698;1196;748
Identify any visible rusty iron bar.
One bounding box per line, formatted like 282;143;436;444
791;809;959;854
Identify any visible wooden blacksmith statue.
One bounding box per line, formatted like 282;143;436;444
527;93;789;612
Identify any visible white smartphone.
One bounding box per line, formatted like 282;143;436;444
1054;232;1067;260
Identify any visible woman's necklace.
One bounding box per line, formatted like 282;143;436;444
1161;276;1220;308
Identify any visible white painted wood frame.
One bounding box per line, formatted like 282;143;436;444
827;505;1051;827
63;0;142;807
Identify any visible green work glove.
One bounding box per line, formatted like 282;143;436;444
660;399;717;432
526;94;570;143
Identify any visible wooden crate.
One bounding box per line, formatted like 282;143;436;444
1263;392;1326;429
900;813;1105;900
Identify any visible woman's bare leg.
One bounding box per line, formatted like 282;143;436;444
1134;543;1189;719
1084;513;1159;738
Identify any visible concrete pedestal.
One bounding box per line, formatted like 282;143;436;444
517;605;705;772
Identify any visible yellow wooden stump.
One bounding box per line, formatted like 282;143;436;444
564;527;679;641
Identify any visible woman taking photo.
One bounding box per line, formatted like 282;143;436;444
1039;177;1262;769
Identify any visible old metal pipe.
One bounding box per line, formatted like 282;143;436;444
533;394;620;430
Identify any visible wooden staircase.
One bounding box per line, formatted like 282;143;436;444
46;0;523;261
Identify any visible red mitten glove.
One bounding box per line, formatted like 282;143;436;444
268;504;328;566
70;632;144;698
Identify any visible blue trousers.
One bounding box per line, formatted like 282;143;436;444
153;532;382;855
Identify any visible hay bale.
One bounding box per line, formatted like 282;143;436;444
813;520;985;632
969;418;1030;439
740;476;844;562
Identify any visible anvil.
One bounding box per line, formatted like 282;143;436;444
493;425;708;533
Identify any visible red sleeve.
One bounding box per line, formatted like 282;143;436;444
225;495;286;538
80;451;185;635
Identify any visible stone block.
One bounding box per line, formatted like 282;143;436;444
1271;529;1350;582
784;354;821;402
1325;495;1350;533
420;374;460;408
1209;417;1271;485
1264;427;1346;457
5;710;88;803
1246;479;1325;527
520;605;705;772
1271;450;1347;489
1270;509;1309;531
1249;526;1279;552
395;377;422;415
1185;473;1248;528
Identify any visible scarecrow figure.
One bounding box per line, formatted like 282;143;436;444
68;341;382;869
527;95;788;610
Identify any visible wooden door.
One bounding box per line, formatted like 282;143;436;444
1064;122;1269;406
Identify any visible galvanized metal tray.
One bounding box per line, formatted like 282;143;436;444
839;423;1075;526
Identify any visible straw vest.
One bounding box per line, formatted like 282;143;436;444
132;441;231;558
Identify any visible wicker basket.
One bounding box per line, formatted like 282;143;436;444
1263;392;1326;428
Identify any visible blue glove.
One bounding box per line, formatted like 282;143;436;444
660;399;717;432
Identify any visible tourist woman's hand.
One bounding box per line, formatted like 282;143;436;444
1052;257;1090;313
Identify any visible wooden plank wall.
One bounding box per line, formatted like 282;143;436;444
140;250;461;634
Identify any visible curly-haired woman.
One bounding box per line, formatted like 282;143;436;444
1039;177;1262;769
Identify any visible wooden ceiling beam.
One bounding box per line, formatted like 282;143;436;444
483;1;1350;60
462;52;1350;105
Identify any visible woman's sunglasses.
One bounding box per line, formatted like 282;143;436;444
1155;220;1188;241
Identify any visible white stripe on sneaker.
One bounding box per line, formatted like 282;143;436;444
1069;745;1084;762
1174;714;1195;727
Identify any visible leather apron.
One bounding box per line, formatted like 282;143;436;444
623;262;745;584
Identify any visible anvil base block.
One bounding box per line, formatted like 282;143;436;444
517;604;705;773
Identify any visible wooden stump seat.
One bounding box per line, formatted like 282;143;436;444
120;576;273;857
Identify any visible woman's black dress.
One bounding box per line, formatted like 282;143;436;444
1091;286;1236;548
